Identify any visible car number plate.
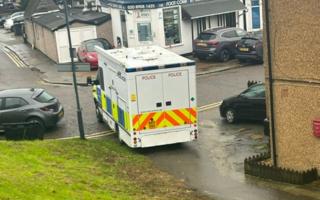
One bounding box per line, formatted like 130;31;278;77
197;43;207;47
239;48;249;52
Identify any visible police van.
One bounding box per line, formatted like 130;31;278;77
89;45;197;148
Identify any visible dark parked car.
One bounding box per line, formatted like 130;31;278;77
0;88;64;132
193;27;247;62
77;38;113;69
236;31;263;63
219;83;266;123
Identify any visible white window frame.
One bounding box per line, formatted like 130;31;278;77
162;6;183;47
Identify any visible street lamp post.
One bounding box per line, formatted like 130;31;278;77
63;0;85;139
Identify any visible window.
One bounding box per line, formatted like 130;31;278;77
251;0;260;6
4;97;28;110
236;29;247;37
163;7;182;45
85;40;112;52
96;67;105;90
242;85;265;98
0;98;3;110
34;91;55;103
137;22;152;42
222;30;238;38
251;0;261;29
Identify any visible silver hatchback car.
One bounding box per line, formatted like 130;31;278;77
0;88;64;131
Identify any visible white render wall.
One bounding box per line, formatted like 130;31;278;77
239;0;263;32
109;6;194;55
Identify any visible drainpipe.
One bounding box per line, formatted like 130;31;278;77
243;0;247;31
264;0;277;167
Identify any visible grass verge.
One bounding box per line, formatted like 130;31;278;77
0;139;210;200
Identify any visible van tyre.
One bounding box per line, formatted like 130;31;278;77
95;105;103;123
225;109;236;123
115;124;124;145
27;117;45;139
219;49;230;62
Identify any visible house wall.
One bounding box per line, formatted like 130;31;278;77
109;6;193;54
25;20;112;63
265;0;320;171
24;20;35;46
238;0;263;32
96;20;114;46
31;22;59;63
108;6;233;55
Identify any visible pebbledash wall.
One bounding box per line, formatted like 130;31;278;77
265;0;320;171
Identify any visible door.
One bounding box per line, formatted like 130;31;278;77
163;70;191;127
136;73;164;113
163;70;190;110
120;11;128;47
135;73;164;131
56;26;97;63
110;87;119;122
0;97;29;124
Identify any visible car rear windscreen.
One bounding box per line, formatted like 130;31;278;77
86;40;111;52
198;33;217;40
34;91;55;103
240;38;259;46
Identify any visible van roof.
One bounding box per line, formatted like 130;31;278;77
97;46;195;72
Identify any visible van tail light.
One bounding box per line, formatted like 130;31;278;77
208;40;219;46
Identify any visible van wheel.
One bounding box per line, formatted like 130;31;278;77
219;49;230;62
115;124;124;144
95;105;103;123
225;109;236;123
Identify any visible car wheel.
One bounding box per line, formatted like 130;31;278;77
219;49;231;62
225;109;236;123
95;104;103;123
197;55;207;61
238;58;247;63
27;117;45;139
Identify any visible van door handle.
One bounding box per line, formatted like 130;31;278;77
166;101;172;106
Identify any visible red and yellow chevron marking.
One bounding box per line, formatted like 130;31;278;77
132;108;197;131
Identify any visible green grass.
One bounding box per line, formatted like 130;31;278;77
0;139;209;200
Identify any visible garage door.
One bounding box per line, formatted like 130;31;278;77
55;26;97;63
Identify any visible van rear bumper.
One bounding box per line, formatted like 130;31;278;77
138;129;196;148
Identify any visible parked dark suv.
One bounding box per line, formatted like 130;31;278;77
193;27;247;62
0;88;64;132
236;31;263;63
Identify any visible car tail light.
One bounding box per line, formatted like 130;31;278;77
208;40;219;46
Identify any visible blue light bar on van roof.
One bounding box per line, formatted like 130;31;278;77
125;62;195;73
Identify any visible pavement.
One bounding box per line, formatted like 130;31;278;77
1;31;247;86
